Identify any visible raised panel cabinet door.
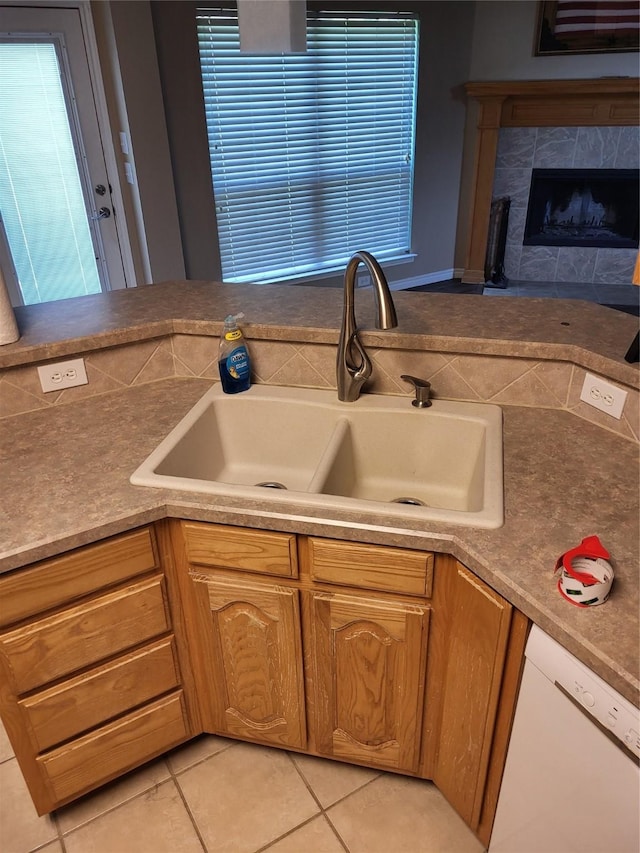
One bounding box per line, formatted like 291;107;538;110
191;573;306;749
307;591;430;773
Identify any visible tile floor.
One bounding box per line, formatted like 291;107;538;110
407;278;639;315
0;720;485;853
482;279;640;314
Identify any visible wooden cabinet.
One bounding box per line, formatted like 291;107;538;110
173;522;306;750
172;522;526;846
1;517;527;845
305;590;429;773
301;536;432;773
421;554;528;844
189;572;307;749
0;527;195;814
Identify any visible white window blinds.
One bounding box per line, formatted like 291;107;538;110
196;9;419;284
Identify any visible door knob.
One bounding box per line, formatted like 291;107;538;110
91;207;111;220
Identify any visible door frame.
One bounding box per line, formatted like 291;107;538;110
0;0;137;297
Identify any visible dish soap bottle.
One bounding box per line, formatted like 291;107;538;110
218;312;251;393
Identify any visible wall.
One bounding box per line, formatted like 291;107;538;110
91;0;185;284
469;1;639;79
455;1;639;273
104;1;637;288
150;1;476;288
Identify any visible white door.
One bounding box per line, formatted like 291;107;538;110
0;4;128;304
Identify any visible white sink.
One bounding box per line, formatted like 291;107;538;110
131;384;504;529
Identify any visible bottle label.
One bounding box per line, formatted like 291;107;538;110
224;345;250;380
225;329;242;341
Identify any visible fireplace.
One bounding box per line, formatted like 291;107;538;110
524;169;639;249
461;79;640;284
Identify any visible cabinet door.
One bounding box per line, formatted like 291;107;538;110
428;558;513;830
306;590;429;773
191;573;306;749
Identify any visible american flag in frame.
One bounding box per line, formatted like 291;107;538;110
536;1;640;54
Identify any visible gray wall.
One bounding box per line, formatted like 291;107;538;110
92;0;185;284
470;1;639;80
147;1;638;287
151;1;476;286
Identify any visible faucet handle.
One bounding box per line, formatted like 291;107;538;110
401;374;432;408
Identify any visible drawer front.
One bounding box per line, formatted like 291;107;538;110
0;527;158;628
21;637;180;752
0;576;169;694
39;691;189;804
306;538;433;597
182;522;297;578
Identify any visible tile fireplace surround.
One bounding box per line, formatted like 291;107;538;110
461;79;640;285
494;126;638;284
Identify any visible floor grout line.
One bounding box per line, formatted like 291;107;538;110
167;761;208;853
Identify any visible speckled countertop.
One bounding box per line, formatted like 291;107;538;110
2;280;639;388
0;282;638;707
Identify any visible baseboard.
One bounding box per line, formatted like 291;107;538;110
387;269;456;291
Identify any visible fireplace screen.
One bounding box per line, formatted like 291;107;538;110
523;169;639;249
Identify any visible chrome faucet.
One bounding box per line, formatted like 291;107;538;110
336;251;398;402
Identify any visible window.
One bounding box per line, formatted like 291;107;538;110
196;8;419;284
0;40;102;303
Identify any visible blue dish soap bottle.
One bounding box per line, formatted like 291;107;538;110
218;313;251;393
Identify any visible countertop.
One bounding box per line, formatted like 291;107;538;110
2;280;639;388
0;281;638;707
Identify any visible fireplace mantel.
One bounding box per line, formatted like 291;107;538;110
461;78;640;283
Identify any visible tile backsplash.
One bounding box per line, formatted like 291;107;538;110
1;334;637;443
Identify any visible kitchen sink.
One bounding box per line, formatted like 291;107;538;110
137;386;340;493
130;384;504;529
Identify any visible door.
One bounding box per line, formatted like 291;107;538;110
306;590;429;773
0;4;128;304
191;572;307;750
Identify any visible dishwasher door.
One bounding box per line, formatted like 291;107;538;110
490;626;640;853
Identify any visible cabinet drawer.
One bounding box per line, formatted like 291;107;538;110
0;528;158;628
0;576;169;694
39;691;189;804
182;522;297;578
20;637;180;752
306;538;433;597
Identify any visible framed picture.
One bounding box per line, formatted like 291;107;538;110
536;1;640;55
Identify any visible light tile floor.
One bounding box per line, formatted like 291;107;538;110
409;278;640;315
483;278;640;313
0;722;485;853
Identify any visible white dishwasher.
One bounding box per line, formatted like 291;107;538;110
490;625;640;853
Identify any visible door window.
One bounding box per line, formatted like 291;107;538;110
0;4;129;304
0;38;102;304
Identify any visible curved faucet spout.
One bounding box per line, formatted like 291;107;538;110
337;251;398;402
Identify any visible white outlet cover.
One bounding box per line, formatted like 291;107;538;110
579;372;627;420
38;358;88;393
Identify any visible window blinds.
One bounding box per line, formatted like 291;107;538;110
196;9;419;283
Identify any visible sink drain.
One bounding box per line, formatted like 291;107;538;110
391;496;426;506
256;481;288;490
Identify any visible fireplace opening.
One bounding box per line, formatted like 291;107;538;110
523;169;639;249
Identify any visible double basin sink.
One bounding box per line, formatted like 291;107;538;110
130;384;504;529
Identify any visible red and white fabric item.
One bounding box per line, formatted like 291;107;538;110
554;535;614;607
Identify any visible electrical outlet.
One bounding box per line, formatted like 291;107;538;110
37;358;88;393
579;372;627;419
357;273;372;288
